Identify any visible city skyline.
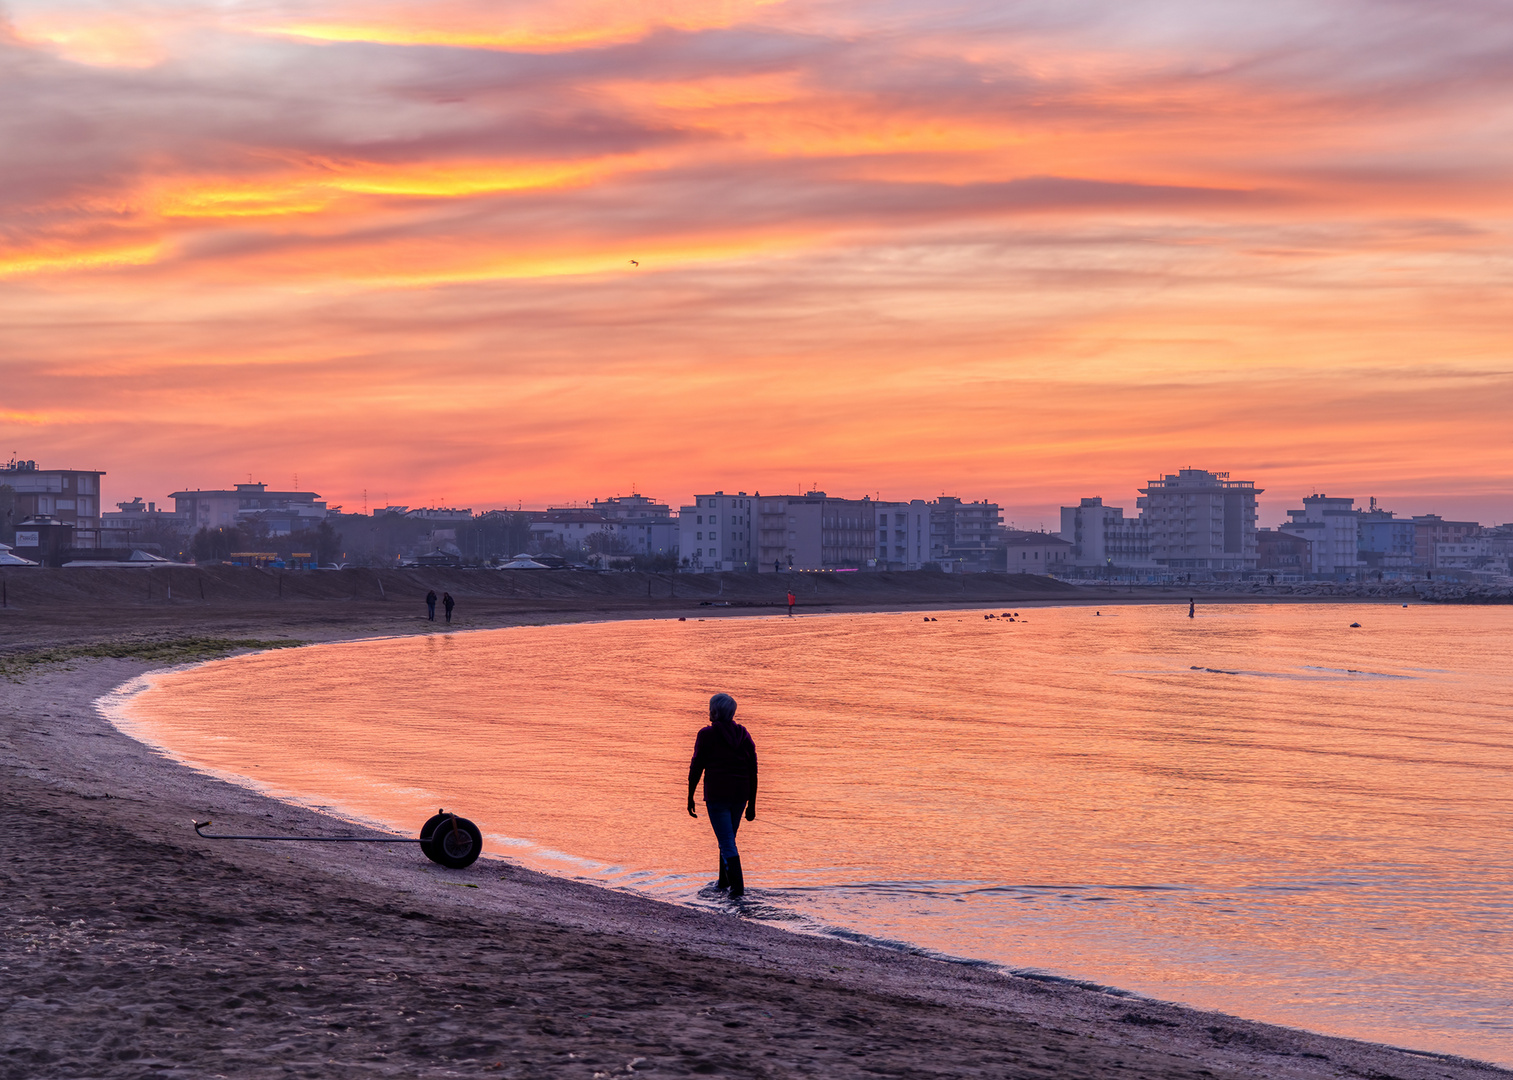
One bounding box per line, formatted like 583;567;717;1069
10;462;1505;536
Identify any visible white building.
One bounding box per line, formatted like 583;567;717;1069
877;500;934;569
1059;497;1152;569
592;494;672;520
1435;539;1491;571
750;493;936;572
171;482;328;533
680;492;755;571
1137;469;1261;573
1278;495;1362;576
531;510;614;552
617;518;679;559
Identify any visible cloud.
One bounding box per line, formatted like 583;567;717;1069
1;0;1511;519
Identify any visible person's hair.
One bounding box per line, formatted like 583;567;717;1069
709;693;737;724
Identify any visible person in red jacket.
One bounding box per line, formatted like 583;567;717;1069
687;693;758;898
786;590;796;617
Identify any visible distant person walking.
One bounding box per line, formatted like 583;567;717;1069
786;590;796;617
687;693;758;899
426;589;437;621
443;591;455;624
1189;598;1195;619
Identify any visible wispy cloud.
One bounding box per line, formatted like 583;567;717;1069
1;0;1510;518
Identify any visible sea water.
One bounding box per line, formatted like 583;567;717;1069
107;602;1513;1063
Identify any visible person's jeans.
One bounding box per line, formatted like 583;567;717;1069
705;800;747;862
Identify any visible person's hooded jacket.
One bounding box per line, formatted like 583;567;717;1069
688;719;758;805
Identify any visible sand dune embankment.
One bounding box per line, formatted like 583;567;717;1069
0;566;1096;653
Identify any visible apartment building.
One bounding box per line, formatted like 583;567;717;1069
1137;469;1261;572
530;509;612;552
171;482;328;532
1;458;105;545
1356;505;1416;570
591;494;677;559
930;497;1003;570
1435;539;1490;571
1256;528;1311;576
1059;497;1151;568
592;494;672;520
680;492;754;571
1278;495;1362;576
753;492;913;572
1411;515;1478;567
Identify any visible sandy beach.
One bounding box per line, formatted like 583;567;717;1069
2;583;1506;1079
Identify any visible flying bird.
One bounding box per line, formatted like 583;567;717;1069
629;259;639;266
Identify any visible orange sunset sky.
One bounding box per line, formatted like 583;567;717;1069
1;0;1510;525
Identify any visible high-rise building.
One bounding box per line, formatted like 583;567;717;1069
1278;495;1362;576
1059;497;1151;569
929;497;1003;570
1137;469;1261;573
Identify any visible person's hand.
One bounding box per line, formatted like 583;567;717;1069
687;798;697;818
745;804;756;822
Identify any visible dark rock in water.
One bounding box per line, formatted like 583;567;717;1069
1350;622;1361;628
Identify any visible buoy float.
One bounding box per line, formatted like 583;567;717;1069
193;808;483;869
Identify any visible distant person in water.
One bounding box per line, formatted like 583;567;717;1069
443;591;455;623
687;693;758;899
1189;598;1195;619
426;589;437;621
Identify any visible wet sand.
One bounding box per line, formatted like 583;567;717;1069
3;609;1506;1078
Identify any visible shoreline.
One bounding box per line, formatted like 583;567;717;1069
4;611;1509;1077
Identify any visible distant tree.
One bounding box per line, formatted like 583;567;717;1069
191;526;244;562
458;512;533;563
132;518;193;560
287;520;343;564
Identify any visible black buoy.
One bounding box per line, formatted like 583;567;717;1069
1350;622;1362;628
193;808;483;869
421;809;483;869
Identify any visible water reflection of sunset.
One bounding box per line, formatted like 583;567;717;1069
116;604;1513;1064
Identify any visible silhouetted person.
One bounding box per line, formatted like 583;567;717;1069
426;589;437;621
687;693;758;899
774;559;780;573
443;591;455;623
1189;598;1195;619
786;590;796;617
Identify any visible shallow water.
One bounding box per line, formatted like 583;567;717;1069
109;603;1513;1063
